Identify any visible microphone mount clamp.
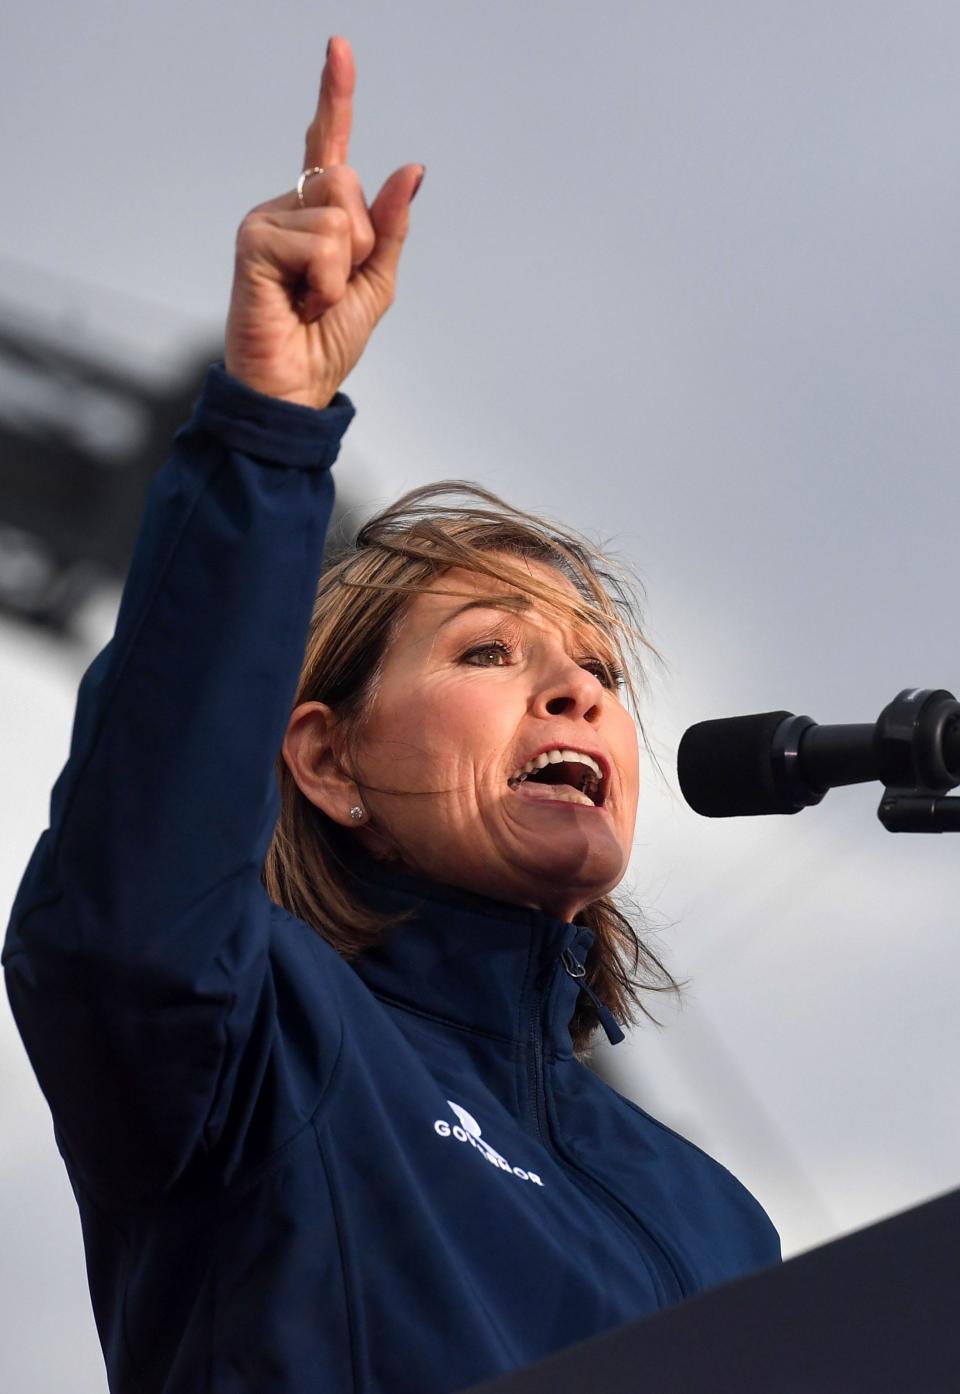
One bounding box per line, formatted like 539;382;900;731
875;688;960;833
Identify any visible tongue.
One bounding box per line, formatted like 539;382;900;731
516;781;594;807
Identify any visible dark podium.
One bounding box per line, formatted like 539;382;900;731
460;1187;960;1393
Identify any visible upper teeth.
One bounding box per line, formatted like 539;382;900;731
508;749;603;785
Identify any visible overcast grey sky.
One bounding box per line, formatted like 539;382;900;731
3;3;960;1389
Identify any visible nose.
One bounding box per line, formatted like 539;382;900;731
533;655;604;724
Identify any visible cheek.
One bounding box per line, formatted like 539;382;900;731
351;702;429;790
428;680;515;752
355;682;503;797
618;721;641;800
630;728;641;782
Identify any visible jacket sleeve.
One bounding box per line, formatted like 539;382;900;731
2;363;355;1201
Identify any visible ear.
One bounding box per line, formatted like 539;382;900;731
282;701;361;827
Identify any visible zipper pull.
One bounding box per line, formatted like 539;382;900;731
560;948;625;1046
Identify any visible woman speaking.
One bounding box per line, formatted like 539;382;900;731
2;35;779;1394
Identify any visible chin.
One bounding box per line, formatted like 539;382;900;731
480;821;626;918
516;854;625;921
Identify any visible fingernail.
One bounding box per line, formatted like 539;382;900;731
326;38;332;60
411;166;426;202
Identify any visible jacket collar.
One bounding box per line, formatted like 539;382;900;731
342;854;597;1057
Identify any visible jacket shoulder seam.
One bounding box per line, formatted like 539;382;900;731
212;1013;347;1202
616;1091;747;1181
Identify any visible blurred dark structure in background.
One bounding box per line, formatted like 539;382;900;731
0;311;215;633
0;300;362;638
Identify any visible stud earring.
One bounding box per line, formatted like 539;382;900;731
349;805;364;821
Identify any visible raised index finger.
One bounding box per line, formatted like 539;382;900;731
303;35;355;170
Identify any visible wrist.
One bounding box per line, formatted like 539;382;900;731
191;363;356;468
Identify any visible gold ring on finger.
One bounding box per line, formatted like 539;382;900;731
296;166;326;208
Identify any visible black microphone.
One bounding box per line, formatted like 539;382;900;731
678;689;960;818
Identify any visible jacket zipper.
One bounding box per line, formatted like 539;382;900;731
525;947;687;1305
553;1135;686;1304
559;947;624;1045
526;983;548;1141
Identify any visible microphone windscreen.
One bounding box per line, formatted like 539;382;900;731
677;711;795;817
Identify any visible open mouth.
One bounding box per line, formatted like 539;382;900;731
506;750;607;808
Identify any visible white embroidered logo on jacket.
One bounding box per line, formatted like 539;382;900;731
433;1100;544;1186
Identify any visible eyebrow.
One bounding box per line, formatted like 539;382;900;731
435;594;613;658
435;594;534;630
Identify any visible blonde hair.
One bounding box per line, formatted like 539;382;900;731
261;481;679;1059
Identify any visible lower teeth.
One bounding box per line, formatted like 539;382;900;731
509;780;595;806
501;775;599;808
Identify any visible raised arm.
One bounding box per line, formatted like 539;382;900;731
2;38;422;1201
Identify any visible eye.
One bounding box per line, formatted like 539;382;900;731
463;639;514;667
580;659;625;691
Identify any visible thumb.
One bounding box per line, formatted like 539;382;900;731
360;163;424;301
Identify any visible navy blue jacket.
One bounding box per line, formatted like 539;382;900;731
3;366;780;1394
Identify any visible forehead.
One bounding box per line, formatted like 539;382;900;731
397;559;600;642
